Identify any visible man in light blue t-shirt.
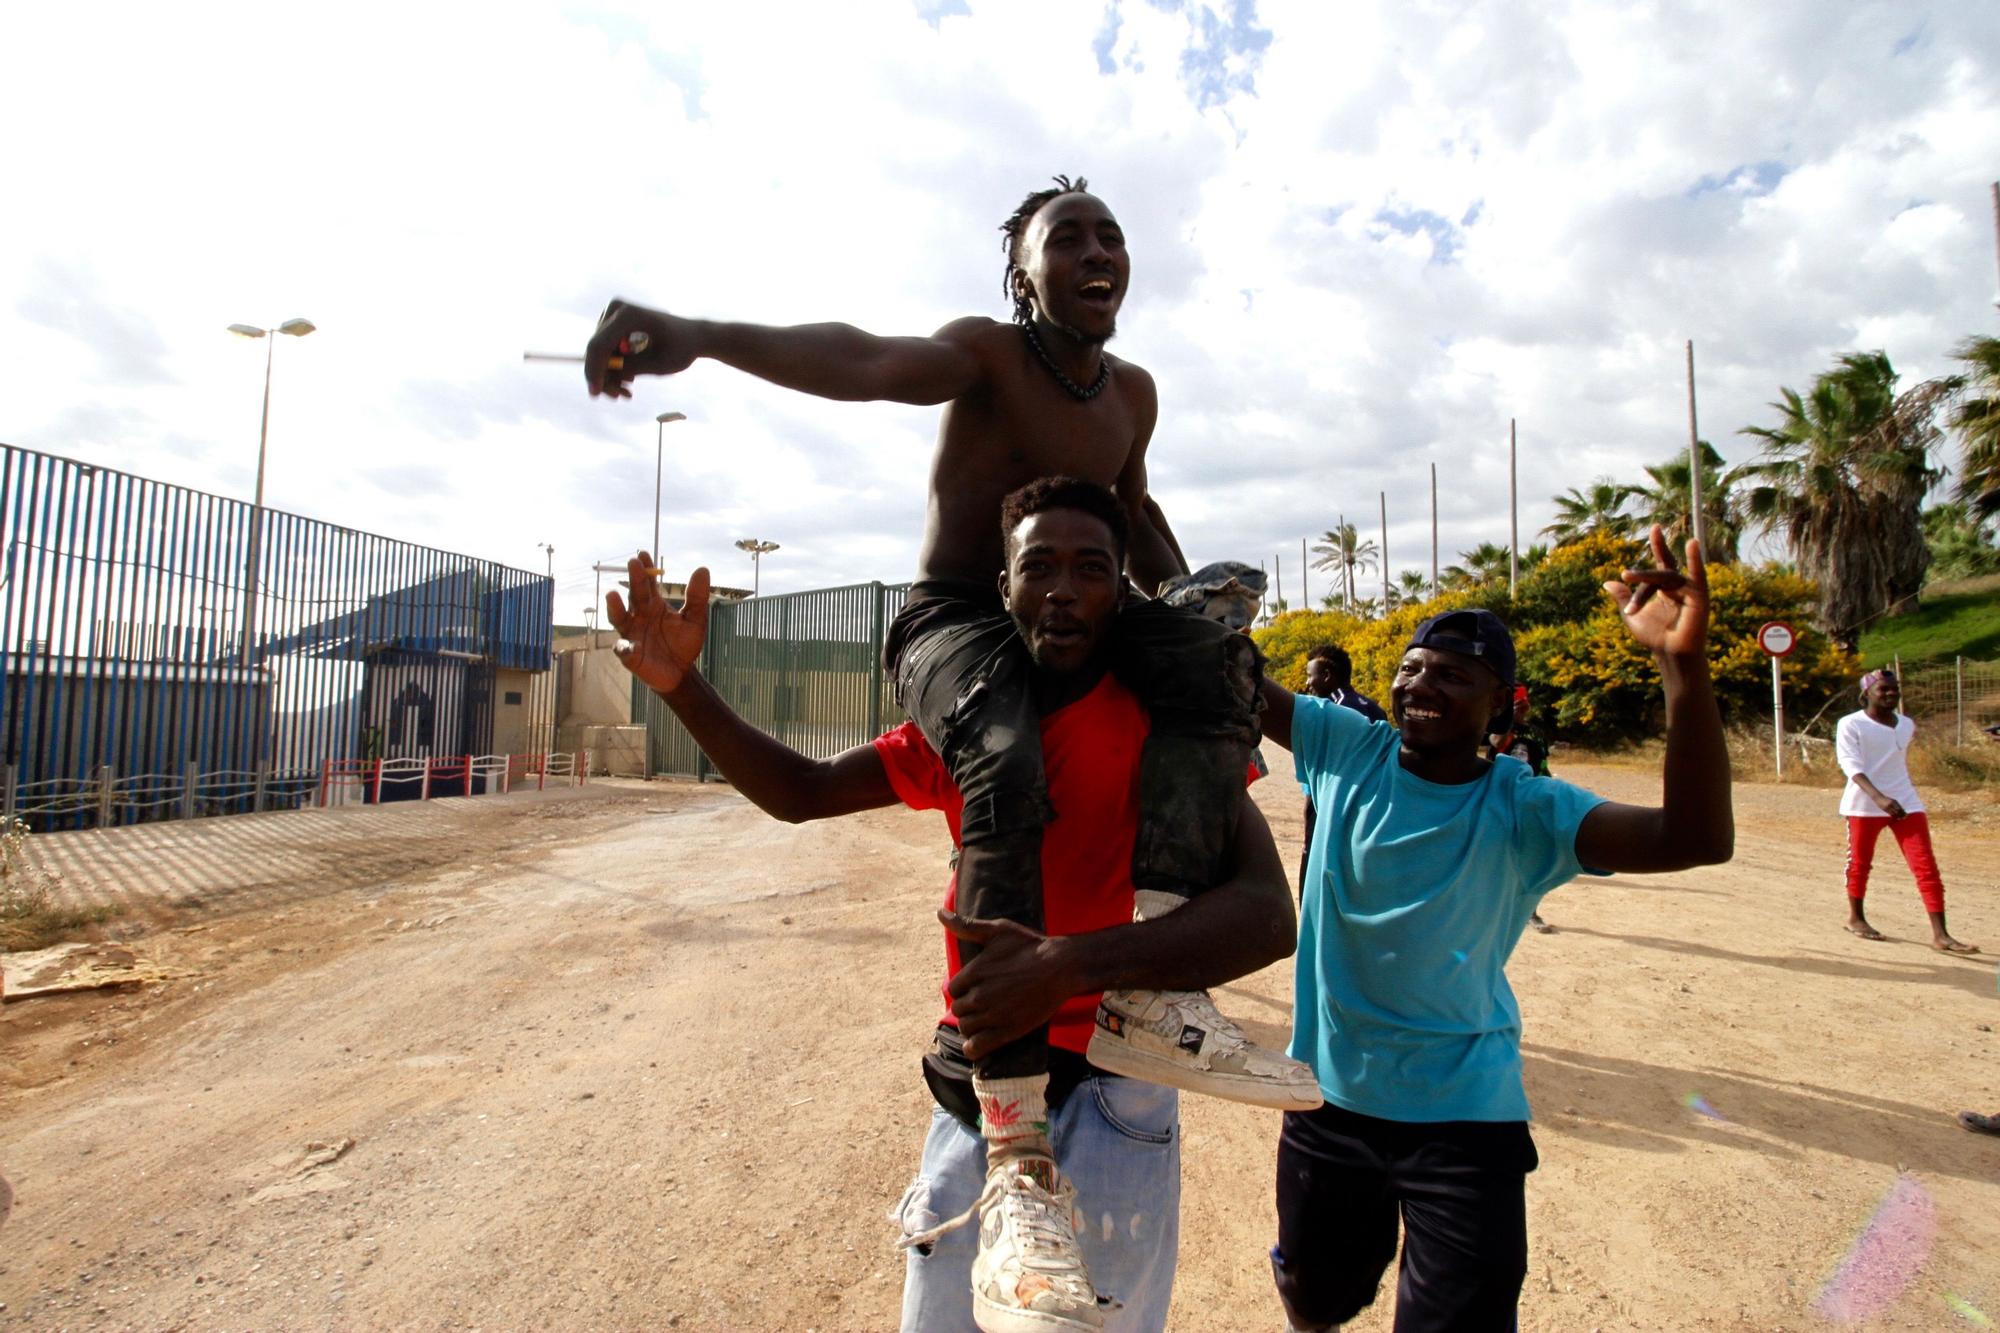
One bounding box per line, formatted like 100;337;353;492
1257;526;1735;1333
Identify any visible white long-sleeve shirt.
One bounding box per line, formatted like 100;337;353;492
1835;710;1923;818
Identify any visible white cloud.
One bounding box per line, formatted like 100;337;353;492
1;0;1996;619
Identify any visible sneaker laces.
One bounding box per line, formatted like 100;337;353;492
896;1172;1003;1251
1007;1175;1088;1274
893;1160;1082;1262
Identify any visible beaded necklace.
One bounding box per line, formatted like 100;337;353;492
1020;320;1111;401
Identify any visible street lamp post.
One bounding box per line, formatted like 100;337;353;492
227;318;316;666
734;539;780;598
654;411;686;568
537;542;554;758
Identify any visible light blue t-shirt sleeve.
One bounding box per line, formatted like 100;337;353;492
1290;694;1375;788
1510;769;1609;896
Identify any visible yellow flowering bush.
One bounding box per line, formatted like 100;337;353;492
1257;532;1856;746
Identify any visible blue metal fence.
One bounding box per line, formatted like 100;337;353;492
0;443;552;827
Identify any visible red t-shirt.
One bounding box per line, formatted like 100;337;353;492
872;673;1151;1055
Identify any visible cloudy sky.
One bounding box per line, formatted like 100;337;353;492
3;0;1995;620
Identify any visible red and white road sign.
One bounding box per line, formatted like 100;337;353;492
1757;621;1797;658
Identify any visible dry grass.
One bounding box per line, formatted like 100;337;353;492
1566;726;2000;795
0;818;110;953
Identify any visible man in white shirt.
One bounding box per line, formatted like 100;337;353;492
1836;669;1978;954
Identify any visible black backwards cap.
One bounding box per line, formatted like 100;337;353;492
1407;609;1515;687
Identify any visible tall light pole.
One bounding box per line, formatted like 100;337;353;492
537;542;554;757
1686;340;1706;553
1508;418;1519;598
1430;461;1439;595
735;538;780;598
653;411;686;566
227;318;316;666
1380;490;1390;609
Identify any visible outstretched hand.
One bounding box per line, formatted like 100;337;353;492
1604;525;1708;659
586;298;700;399
605;555;710;696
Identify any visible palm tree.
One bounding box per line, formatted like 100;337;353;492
1391;569;1431;607
1542;477;1638;545
1442;541;1512;589
1629;440;1743;563
1310;523;1379;607
1736;350;1956;650
1951;335;2000;520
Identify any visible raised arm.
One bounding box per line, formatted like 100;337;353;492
586;299;989;406
943;797;1295;1059
1573;528;1734;873
606;555;897;823
1258;677;1297;751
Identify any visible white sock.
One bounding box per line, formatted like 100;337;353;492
972;1073;1052;1161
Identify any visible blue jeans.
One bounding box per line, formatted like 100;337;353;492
894;1076;1182;1332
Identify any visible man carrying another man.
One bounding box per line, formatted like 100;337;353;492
606;479;1297;1333
584;173;1313;1327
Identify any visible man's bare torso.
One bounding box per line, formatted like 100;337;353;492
917;320;1154;586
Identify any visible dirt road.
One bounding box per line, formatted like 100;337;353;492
3;758;1998;1330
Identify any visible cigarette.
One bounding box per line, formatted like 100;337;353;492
523;352;624;369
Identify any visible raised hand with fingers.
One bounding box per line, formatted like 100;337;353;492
1603;524;1708;659
605;555;710;697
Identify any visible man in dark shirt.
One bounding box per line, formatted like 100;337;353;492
1297;645;1386;896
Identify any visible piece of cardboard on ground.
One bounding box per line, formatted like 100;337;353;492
0;941;168;1001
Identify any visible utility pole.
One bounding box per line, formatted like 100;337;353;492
1338;512;1349;606
1430;462;1439;595
1301;537;1308;608
1380;491;1389;609
1686;340;1706;552
1991;181;1999;311
1508;419;1519;597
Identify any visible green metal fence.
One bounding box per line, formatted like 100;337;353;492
637;581;911;778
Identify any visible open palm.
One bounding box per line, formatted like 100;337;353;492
605;554;710;696
1603;526;1708;657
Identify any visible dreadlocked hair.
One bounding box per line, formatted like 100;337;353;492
999;175;1090;325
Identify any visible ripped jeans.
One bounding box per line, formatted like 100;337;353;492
885;581;1264;1079
895;1077;1181;1332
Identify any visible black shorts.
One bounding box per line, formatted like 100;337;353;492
1271;1101;1538;1333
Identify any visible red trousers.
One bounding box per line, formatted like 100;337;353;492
1845;813;1945;913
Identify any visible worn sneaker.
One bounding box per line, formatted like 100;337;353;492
971;1155;1102;1333
894;1153;1102;1332
1088;987;1323;1110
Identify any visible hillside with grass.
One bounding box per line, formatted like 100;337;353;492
1858;573;2000;666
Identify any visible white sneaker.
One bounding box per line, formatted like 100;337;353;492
1087;987;1323;1110
966;1155;1103;1333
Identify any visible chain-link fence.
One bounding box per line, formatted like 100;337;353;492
636;580;911;778
1890;657;2000;744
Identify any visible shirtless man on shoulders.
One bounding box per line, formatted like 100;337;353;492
585;177;1313;1331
